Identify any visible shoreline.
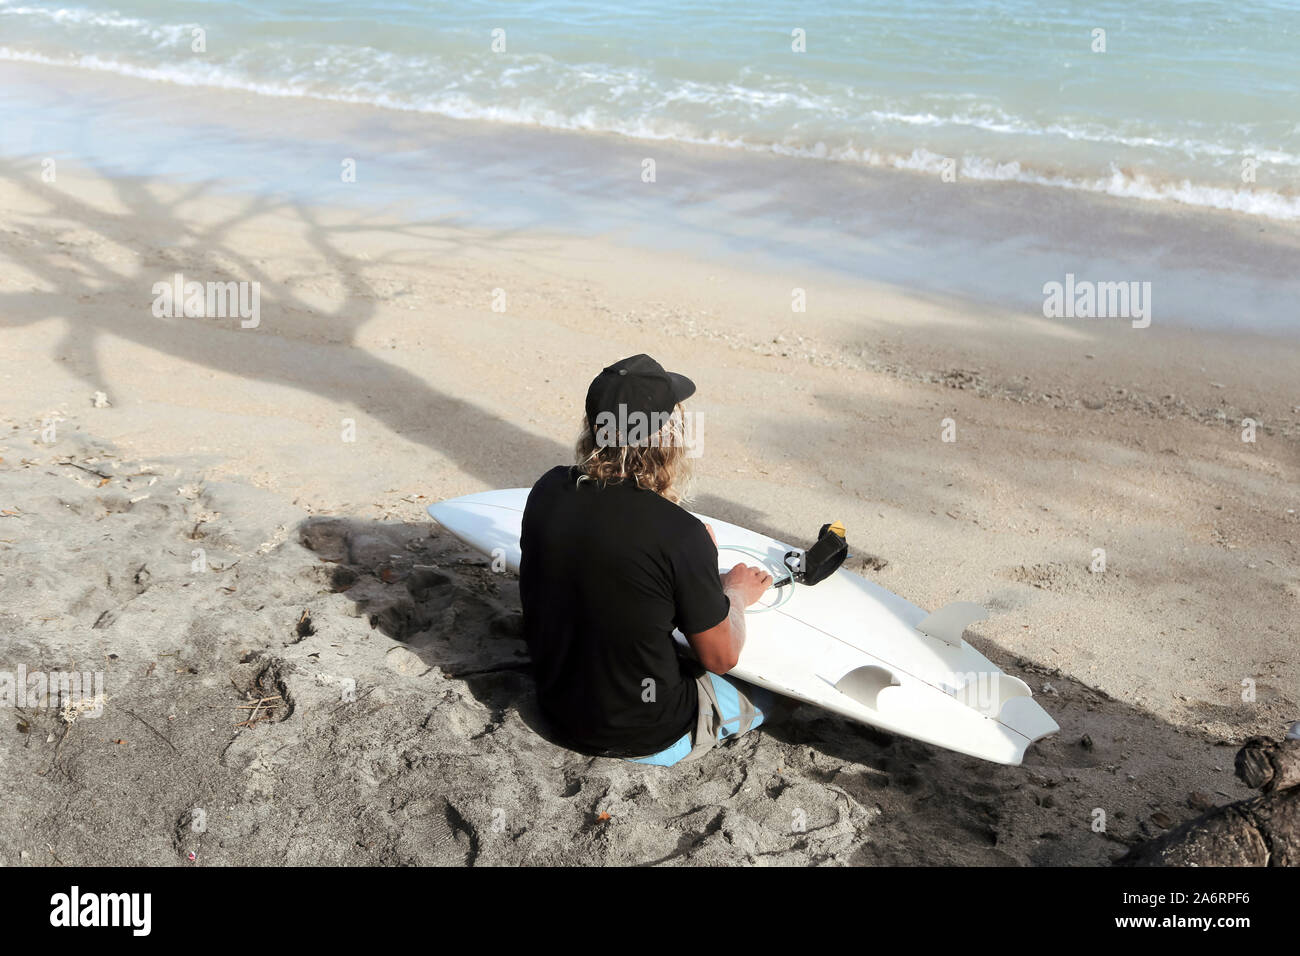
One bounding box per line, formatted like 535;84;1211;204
4;58;1300;335
2;40;1298;222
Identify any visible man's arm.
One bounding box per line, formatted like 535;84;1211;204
687;563;771;674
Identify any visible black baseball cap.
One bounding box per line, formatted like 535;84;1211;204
585;354;696;443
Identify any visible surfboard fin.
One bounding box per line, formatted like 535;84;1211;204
831;665;900;709
915;601;988;647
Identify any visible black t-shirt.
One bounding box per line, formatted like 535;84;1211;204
519;465;730;757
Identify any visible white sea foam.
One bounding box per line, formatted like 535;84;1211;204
2;19;1297;223
0;2;193;45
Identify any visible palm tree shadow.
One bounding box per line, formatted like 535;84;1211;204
7;156;852;747
2;160;567;488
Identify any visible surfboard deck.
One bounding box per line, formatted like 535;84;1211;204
428;489;1059;765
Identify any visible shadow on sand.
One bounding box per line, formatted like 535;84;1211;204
296;512;1248;865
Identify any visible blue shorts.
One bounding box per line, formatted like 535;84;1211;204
629;672;776;767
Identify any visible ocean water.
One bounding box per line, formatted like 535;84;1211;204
2;0;1298;220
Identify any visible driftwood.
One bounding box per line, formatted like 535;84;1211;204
1119;736;1300;866
1235;735;1300;793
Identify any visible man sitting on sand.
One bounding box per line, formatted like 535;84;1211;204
520;354;775;766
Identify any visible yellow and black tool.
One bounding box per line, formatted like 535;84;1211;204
779;520;848;587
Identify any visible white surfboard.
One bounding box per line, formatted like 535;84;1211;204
428;489;1059;765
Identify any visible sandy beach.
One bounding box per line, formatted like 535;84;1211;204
2;56;1299;866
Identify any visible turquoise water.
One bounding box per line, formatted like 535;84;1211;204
2;0;1298;218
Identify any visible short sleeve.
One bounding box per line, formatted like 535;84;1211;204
670;520;731;635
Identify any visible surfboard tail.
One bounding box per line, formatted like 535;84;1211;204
999;696;1060;750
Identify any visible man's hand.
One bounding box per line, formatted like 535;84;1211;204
722;563;772;607
705;523;717;547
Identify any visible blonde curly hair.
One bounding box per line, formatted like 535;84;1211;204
574;402;693;504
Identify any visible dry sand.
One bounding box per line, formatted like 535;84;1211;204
1;163;1297;865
